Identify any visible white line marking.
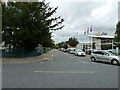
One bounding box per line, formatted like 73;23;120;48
50;51;54;61
34;71;94;74
40;62;45;64
43;58;50;60
82;61;90;64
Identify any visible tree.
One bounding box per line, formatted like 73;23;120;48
66;37;79;47
57;42;64;48
63;42;68;49
2;1;64;52
114;21;120;47
53;41;68;49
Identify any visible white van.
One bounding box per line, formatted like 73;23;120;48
69;48;76;54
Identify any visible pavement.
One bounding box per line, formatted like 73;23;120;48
2;50;53;64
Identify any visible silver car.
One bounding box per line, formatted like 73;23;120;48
91;50;119;65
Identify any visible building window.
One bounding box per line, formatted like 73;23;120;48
101;39;112;43
101;44;112;50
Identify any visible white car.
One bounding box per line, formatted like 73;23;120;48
69;48;76;54
74;49;86;56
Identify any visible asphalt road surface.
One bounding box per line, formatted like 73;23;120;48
2;49;119;88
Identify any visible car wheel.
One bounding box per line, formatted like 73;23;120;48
111;60;119;65
91;57;96;62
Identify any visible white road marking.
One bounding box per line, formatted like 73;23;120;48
49;51;54;61
74;61;98;64
34;70;94;74
43;58;50;60
40;62;45;64
90;62;99;64
47;61;98;65
82;61;90;64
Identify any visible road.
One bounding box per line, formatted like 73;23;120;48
2;49;119;88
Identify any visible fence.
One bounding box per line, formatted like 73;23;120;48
1;47;51;58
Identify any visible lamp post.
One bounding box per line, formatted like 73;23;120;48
75;32;79;39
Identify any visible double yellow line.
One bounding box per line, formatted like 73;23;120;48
52;50;54;57
50;50;54;61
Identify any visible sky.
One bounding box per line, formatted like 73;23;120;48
2;0;119;44
45;0;119;44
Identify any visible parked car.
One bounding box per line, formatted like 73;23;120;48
69;48;76;54
107;49;120;54
59;48;64;51
63;49;69;52
107;49;116;54
91;50;119;65
74;49;86;56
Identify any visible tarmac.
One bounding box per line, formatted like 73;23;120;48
1;50;53;64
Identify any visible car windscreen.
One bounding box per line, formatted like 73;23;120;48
107;51;116;55
76;50;83;52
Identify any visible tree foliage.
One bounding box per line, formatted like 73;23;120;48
63;42;68;49
66;37;79;47
54;42;68;49
114;21;120;47
2;1;64;51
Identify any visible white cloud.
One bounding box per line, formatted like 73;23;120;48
91;3;111;18
47;0;118;44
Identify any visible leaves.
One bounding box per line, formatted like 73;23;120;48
114;21;120;47
2;1;64;51
66;37;79;47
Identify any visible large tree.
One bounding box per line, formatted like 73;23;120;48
2;1;64;51
114;21;120;47
66;37;79;47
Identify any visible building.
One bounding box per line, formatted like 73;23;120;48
77;34;116;51
88;35;115;50
0;42;5;50
76;42;91;51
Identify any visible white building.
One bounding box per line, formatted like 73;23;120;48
77;34;115;51
76;42;91;50
88;35;115;50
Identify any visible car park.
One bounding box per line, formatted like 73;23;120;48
91;50;119;65
74;49;86;56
